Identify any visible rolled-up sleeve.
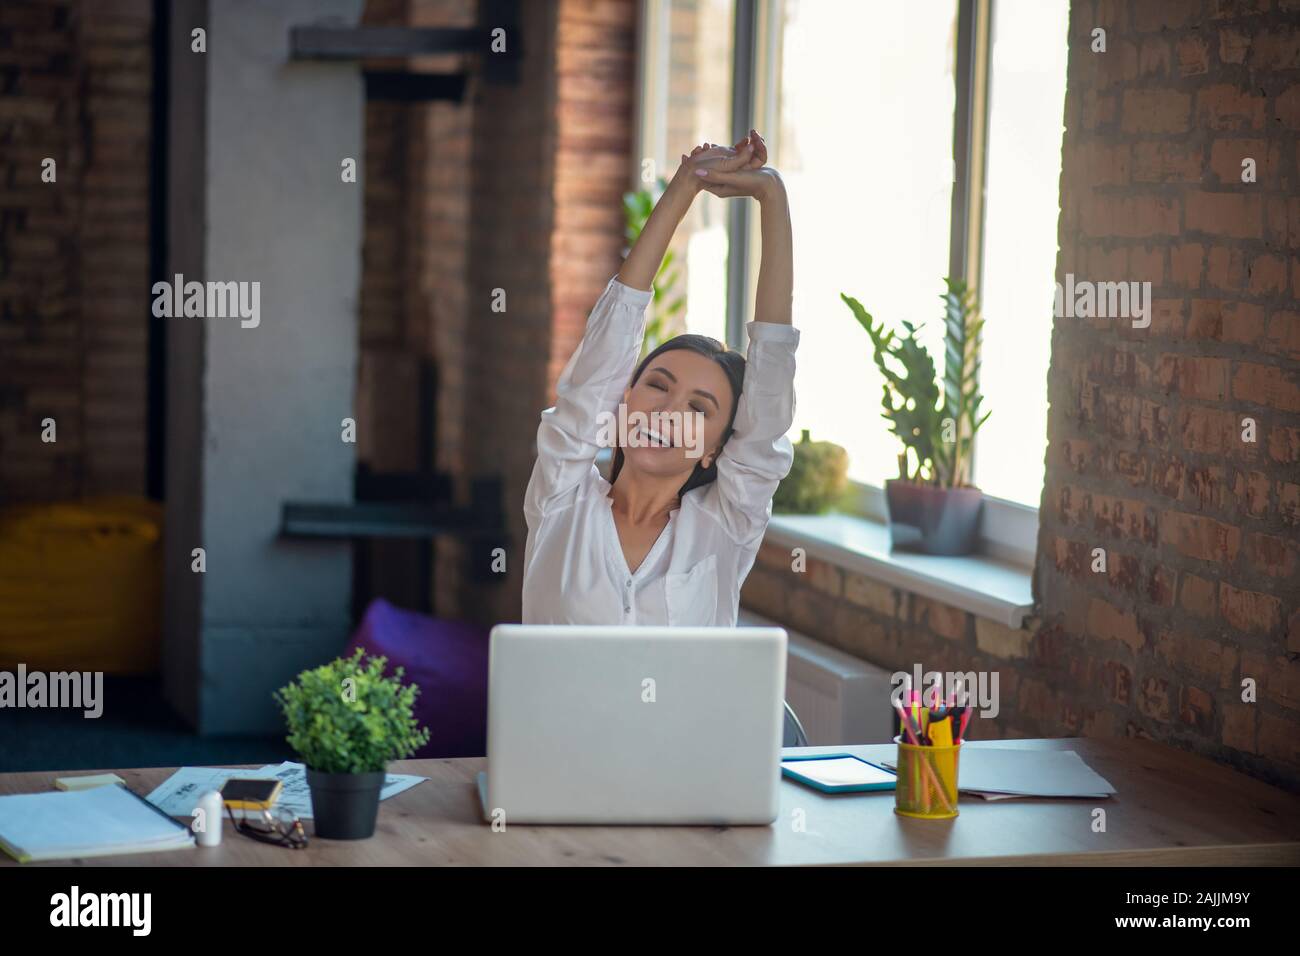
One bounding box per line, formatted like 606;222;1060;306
524;276;654;524
711;320;800;546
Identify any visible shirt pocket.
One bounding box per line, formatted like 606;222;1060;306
664;554;719;626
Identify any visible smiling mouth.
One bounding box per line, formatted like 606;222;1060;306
635;425;677;448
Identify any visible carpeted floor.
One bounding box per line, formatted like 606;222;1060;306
0;675;295;775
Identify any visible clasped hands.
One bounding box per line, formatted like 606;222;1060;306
674;129;784;204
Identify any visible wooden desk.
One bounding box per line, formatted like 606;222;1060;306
3;738;1298;866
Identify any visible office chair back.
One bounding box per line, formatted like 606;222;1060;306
782;700;809;748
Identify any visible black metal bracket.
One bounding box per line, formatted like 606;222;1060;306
288;0;522;88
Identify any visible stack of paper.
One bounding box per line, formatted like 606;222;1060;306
956;748;1116;799
883;747;1116;800
0;784;195;863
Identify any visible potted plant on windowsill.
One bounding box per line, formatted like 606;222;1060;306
840;278;991;556
273;648;430;840
773;429;850;514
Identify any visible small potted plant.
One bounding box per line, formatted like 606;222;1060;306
840;278;991;555
273;648;430;840
773;429;850;514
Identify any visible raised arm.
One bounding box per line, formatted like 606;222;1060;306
525;143;756;522
523;277;652;523
695;135;799;544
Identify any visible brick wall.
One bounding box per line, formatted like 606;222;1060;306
348;0;641;624
0;0;153;501
744;0;1300;794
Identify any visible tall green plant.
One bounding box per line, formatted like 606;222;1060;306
623;177;686;356
840;279;991;488
936;278;991;487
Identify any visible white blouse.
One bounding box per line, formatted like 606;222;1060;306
521;275;800;626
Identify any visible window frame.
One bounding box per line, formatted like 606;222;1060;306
635;0;1042;566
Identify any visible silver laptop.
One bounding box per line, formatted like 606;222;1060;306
478;624;787;825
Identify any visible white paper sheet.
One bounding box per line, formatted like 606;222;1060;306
146;763;427;820
144;766;278;818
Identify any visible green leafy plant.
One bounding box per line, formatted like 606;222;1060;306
273;648;431;775
623;177;687;356
773;429;850;514
840;278;990;487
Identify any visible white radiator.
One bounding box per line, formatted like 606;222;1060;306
739;609;896;745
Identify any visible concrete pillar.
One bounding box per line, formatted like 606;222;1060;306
163;0;364;734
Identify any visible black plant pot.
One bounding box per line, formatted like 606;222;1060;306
305;768;386;840
885;480;984;556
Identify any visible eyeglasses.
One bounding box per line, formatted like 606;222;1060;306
226;803;308;850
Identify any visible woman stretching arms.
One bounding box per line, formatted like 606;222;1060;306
522;131;797;626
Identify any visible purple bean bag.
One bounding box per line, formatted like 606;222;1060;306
343;599;489;759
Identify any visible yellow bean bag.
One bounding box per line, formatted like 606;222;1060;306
0;497;162;674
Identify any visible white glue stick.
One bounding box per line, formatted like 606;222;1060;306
194;789;224;847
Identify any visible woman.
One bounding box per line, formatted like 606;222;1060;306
522;130;796;627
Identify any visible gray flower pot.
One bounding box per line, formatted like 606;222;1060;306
305;768;386;840
885;480;984;556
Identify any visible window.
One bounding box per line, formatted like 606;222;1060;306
974;0;1069;507
636;0;735;343
775;0;957;488
635;0;1066;528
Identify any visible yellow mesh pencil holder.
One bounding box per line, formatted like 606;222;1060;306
893;735;961;820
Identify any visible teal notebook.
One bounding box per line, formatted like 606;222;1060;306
0;783;195;863
781;753;897;794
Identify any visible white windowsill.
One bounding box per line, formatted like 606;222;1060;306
763;512;1035;629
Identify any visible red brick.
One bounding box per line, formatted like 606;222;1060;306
1080;195;1180;238
1182;465;1229;511
1248;253;1288;295
1232;361;1300;412
1220;27;1252;64
1209;138;1268;183
1206;245;1250;290
1264;310;1300;357
1162;511;1242;563
1282;482;1300;522
1170;243;1205;288
1132;140;1202;182
1233;469;1273;516
1266;426;1300;463
1156;354;1229;400
1249;31;1300;70
1178;405;1236;454
1099;659;1133;705
1188;195;1263;240
1195;83;1266;130
1220;582;1284;634
1122;89;1191;133
915;597;968;642
1180;686;1216;733
1086;597;1146;652
1187;299;1266;343
1178;574;1219;618
1245;531;1296;577
1277;85;1300;130
1138;674;1173;722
